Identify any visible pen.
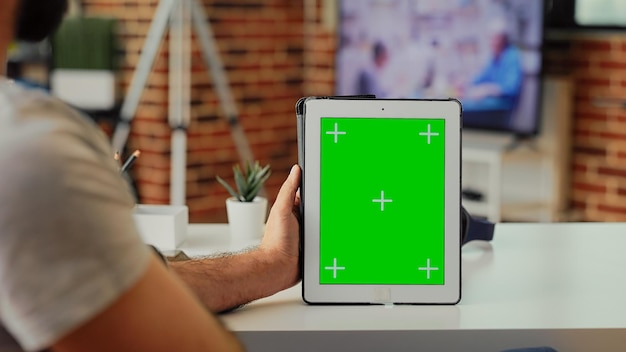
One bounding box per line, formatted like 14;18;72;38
120;150;141;174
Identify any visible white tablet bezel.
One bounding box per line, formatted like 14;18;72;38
301;98;462;305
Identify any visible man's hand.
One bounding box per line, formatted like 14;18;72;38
169;165;302;312
259;164;302;286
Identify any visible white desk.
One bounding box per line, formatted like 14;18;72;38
181;223;626;352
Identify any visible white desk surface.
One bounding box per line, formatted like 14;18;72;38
181;223;626;352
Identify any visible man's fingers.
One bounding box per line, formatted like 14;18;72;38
274;165;301;212
293;189;301;207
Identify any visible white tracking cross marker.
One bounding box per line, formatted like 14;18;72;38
326;122;347;143
419;124;439;144
418;258;439;279
372;190;393;211
325;258;346;279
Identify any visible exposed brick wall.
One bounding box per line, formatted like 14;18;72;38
81;0;626;222
305;7;626;222
302;0;335;97
81;0;304;222
545;33;626;221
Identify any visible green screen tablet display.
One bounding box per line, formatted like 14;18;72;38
320;118;445;285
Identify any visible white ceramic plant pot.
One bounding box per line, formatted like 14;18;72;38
226;196;268;241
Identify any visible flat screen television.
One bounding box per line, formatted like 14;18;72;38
336;0;546;136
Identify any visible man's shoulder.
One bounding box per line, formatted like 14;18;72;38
0;80;108;159
0;80;94;132
0;79;62;111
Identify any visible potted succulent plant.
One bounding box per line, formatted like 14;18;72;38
216;161;271;240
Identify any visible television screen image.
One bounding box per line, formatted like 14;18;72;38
336;0;545;135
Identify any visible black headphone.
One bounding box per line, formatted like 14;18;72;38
461;206;495;245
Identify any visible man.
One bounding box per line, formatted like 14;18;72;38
356;41;389;98
459;17;523;111
0;1;301;351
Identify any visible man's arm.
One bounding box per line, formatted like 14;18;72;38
53;256;243;352
170;165;302;312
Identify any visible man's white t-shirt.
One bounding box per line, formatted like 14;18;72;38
0;78;150;351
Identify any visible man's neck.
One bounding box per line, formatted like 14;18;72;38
0;1;17;77
0;49;7;76
0;33;10;76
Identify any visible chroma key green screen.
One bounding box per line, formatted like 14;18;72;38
320;118;445;285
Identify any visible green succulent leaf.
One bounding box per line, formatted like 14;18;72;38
245;182;264;202
245;161;254;184
250;167;270;187
217;160;271;202
216;175;240;200
233;164;248;201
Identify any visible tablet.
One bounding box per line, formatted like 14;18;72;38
298;97;462;305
